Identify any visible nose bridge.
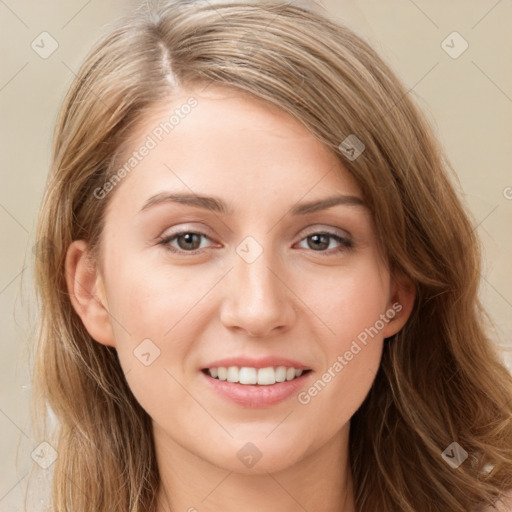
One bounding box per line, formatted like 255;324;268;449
220;234;294;336
234;235;284;308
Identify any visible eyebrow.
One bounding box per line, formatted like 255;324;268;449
139;192;366;216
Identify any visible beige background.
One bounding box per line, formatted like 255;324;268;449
1;0;511;509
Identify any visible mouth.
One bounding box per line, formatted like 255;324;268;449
200;365;314;407
201;366;313;386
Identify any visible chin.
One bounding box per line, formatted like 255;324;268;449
206;438;308;475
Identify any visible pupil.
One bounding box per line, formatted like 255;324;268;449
309;234;328;250
180;233;199;250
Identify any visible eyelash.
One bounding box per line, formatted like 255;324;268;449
157;229;354;256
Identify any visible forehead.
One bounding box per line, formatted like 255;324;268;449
106;84;363;213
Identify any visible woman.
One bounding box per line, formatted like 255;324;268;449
32;1;512;511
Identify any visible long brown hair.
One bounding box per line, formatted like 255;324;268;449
32;1;512;510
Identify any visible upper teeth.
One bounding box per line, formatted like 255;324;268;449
208;366;304;385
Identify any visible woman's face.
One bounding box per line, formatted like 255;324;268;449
68;85;414;474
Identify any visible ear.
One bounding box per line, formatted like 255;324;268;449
381;273;416;339
64;239;116;348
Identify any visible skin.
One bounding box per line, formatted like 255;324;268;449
66;84;415;512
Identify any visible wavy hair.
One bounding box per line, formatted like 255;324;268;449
32;1;512;510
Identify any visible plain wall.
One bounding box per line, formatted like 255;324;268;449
1;0;510;509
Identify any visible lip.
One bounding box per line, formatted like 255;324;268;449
201;356;311;370
200;369;313;408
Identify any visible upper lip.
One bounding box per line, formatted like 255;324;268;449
202;357;311;370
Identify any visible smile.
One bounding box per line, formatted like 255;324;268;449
203;366;312;385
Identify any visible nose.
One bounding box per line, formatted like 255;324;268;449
219;245;296;338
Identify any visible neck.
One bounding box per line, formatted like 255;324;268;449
154;422;355;512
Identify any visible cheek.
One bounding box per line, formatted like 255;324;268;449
304;262;388;343
109;287;193;423
104;257;210;402
297;275;387;424
105;254;196;337
295;263;387;418
295;338;383;452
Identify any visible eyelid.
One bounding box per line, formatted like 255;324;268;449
299;224;351;240
158;224;351;242
158;223;214;239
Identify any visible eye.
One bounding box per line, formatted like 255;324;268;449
157;229;354;256
157;231;213;254
296;231;353;255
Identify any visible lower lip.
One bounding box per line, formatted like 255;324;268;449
201;370;313;408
